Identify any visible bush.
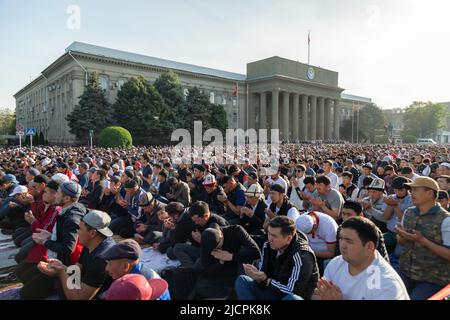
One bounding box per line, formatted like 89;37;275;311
402;135;417;144
98;126;133;148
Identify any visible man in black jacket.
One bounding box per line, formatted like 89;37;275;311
172;201;228;268
81;169;106;209
195;225;261;299
22;181;87;300
202;174;226;216
235;216;319;300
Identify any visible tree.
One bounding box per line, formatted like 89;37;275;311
113;76;173;145
0;108;16;135
66;72;114;144
98;126;133;148
208;103;228;134
154;71;186;129
340;118;353;142
356;103;387;143
183;87;214;134
402;101;447;139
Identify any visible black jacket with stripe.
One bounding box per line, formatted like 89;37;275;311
258;231;319;300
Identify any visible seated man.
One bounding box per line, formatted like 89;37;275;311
239;184;267;235
313;217;409;300
337;201;389;262
235;216;319;300
296;211;338;275
195;225;261;299
172;201;228;269
310;176;344;220
166;177;191;207
361;178;389;233
263;184;300;232
134;192;166;245
37;210;115;300
102;239;170;300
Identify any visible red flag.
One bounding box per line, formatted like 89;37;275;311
232;84;237;97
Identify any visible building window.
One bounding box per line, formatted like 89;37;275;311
99;76;109;90
210;91;215;104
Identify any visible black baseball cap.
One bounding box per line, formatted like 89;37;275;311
101;239;141;261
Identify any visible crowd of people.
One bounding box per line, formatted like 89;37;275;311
0;142;449;300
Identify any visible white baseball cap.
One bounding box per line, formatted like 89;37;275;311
9;185;29;197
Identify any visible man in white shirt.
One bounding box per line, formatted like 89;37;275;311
323;160;339;189
312;216;410;300
296;211;338;274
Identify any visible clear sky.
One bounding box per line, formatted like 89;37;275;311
1;0;449;111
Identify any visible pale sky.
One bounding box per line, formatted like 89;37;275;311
1;0;449;111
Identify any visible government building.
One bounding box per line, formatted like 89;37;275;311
14;42;372;145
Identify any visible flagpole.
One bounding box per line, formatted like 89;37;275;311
308;30;311;65
351;102;354;144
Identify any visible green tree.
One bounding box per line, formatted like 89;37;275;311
356;103;387;143
208;103;228;134
154;71;186;129
183;87;213;133
0;108;16;135
402;101;447;139
98;126;133;148
66;72;114;144
113;76;173;145
339;118;353;142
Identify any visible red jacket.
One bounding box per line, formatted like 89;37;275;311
31;192;45;220
26;205;61;264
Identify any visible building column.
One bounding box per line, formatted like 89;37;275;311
310;96;317;141
334;99;340;141
301;94;308;141
282;91;290;141
260;92;267;130
239;91;246;130
248;92;256;130
325;98;333;140
317;97;325;140
271;90;279;131
292;93;299;141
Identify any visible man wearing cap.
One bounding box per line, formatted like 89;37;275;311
15;180;61;290
357;163;378;189
0;184;33;232
20;181;87;299
239;184;267;235
106;274;168;300
263;169;288;198
110;179;146;238
37;210;115;300
361;178;389;233
0;173;19;200
102;239;170;300
195;226;260;299
296;212;338;275
25;168;40;184
396;177;450;300
235;216;318;300
382;177;413;254
203;174;226;216
134;191;166;245
166;177;191;207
